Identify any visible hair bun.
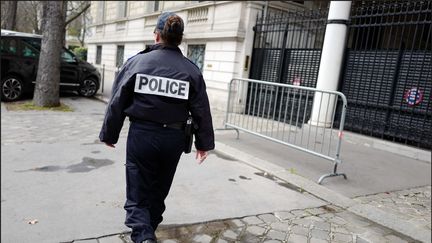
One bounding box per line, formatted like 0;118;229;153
166;16;183;34
160;14;184;46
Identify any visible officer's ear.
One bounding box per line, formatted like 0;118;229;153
154;30;161;44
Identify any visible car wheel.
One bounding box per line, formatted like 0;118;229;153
79;78;98;97
1;75;24;102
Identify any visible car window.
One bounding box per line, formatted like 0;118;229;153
0;38;17;55
21;41;39;58
22;38;41;51
62;49;76;63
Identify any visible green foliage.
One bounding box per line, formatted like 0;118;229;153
72;46;87;61
6;101;73;112
68;26;80;37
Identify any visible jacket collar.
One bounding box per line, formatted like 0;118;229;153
147;43;182;54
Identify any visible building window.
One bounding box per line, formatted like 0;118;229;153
97;2;105;23
146;1;160;13
116;45;125;67
118;1;128;19
187;44;206;72
96;45;102;64
154;1;160;11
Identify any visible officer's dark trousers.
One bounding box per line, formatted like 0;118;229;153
125;122;185;243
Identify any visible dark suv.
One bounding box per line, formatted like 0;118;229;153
1;29;101;101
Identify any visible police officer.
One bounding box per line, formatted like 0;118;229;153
99;12;215;243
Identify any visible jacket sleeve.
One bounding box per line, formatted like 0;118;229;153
188;74;215;151
99;65;134;144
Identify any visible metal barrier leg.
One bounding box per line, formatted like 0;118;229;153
317;162;347;184
214;127;240;139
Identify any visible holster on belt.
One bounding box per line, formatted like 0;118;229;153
184;116;194;154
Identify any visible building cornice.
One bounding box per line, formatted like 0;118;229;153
88;1;234;28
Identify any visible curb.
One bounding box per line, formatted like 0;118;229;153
214;141;431;243
94;94;109;104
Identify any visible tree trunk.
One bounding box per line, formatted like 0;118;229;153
33;1;66;107
62;1;68;48
1;1;17;30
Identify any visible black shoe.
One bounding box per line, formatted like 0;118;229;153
142;239;156;243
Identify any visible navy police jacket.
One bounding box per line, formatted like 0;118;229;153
99;44;215;151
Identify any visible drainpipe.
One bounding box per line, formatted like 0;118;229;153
310;1;351;127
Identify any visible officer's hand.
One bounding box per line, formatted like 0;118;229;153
105;143;115;148
196;150;208;164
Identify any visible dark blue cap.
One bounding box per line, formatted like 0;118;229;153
155;12;184;32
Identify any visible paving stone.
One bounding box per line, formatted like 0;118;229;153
216;239;228;243
291;209;312;218
258;214;279;223
310;229;329;240
291;218;313;227
331;226;350;234
274;211;296;221
290;225;309;236
162;240;178;243
332;232;353;242
243;216;264;225
73;240;98;243
222;230;238;240
306;207;327;216
98;235;123;243
309;238;329;243
118;233;133;243
263;240;282;243
327;216;347;226
193;234;213;243
311;221;330;231
230;219;245;227
304;215;324;222
240;232;261;243
246;225;266;236
266;229;286;241
270;222;289;232
384;235;408;243
318;213;335;220
287;234;308;243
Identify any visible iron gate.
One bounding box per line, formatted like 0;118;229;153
248;1;431;149
248;4;329;126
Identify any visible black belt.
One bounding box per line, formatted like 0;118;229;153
131;119;184;130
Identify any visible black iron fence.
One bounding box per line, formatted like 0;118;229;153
340;0;431;149
248;0;431;149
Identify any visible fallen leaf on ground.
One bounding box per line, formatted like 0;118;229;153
28;219;38;225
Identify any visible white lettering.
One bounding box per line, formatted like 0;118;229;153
135;74;189;100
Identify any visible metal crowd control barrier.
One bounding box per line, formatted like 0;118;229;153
222;78;348;184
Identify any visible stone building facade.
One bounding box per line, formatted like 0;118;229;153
86;1;307;110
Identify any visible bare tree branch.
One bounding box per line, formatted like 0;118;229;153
65;3;90;26
1;1;18;30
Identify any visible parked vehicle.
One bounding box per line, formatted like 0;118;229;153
1;29;101;102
